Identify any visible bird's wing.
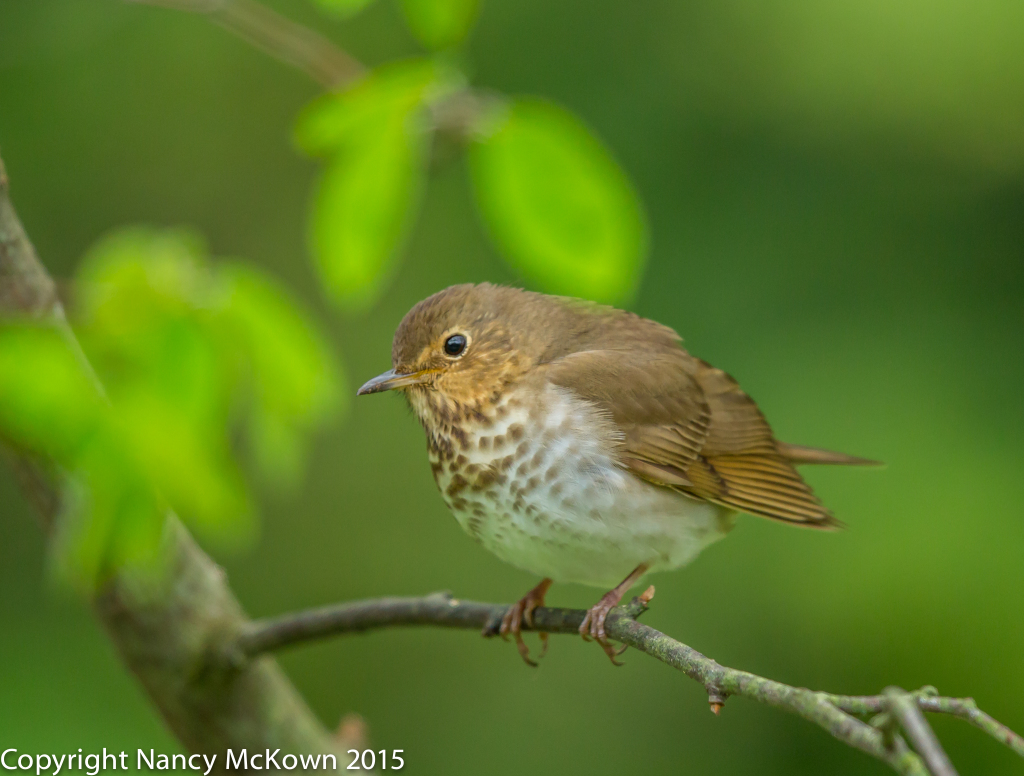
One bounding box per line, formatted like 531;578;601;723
685;358;838;527
547;349;839;529
545;349;712;488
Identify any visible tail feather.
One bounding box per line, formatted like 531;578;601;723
776;442;882;467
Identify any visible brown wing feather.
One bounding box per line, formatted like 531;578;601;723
776;442;881;466
547;349;843;529
683;358;838;528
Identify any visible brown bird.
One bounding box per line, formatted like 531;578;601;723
358;284;875;665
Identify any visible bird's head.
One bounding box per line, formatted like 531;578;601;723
357;284;545;418
357;283;679;423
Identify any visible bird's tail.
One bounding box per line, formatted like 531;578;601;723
776;442;882;467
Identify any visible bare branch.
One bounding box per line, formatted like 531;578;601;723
826;692;1024;758
0;158;60;318
124;0;365;88
238;591;1023;776
885;688;958;776
237;591;504;655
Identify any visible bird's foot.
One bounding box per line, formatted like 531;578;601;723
579;563;650;665
495;578;552;666
579;590;629;665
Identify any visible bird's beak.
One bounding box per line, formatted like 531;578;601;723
357;368;436;395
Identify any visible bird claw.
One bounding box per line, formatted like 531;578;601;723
602;641;626;666
512;630;537;667
495;579;551;667
579;565;652;665
536;630;549;661
579;596;626;666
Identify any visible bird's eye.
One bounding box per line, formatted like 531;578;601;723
444;334;467;357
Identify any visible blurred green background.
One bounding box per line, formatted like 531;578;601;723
2;0;1023;773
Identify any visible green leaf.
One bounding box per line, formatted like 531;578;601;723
220;264;343;484
113;390;250;533
310;123;425;309
0;227;342;587
77;228;229;428
53;433;164;587
0;325;103;459
296;61;439;309
399;0;480;50
469;99;648;304
294;60;439;158
78;226;342;494
309;0;377;19
0;324;167;587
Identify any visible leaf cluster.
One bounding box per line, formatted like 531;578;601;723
295;0;648;308
0;228;340;586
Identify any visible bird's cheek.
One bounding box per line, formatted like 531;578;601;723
431;372;472;405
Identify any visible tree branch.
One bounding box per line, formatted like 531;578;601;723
0;160;60;318
884;689;958;776
826;692;1024;759
237;591;1024;776
1;153;351;772
124;0;364;88
122;0;496;141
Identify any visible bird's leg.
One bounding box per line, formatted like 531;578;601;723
495;578;552;666
579;563;650;665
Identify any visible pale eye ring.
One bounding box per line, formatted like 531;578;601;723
444;334;467;357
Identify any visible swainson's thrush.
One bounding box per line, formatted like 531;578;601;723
359;284;875;664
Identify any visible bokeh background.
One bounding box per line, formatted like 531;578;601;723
2;0;1023;773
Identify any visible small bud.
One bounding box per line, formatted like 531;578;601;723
707;689;727;715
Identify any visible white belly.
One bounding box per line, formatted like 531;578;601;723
426;385;735;588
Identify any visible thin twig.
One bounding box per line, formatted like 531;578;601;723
237;592;1022;775
885;688;958;776
124;0;494;138
826;693;1024;757
125;0;365;88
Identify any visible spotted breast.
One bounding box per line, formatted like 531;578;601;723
411;379;736;589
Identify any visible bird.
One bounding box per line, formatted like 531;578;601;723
358;283;876;665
